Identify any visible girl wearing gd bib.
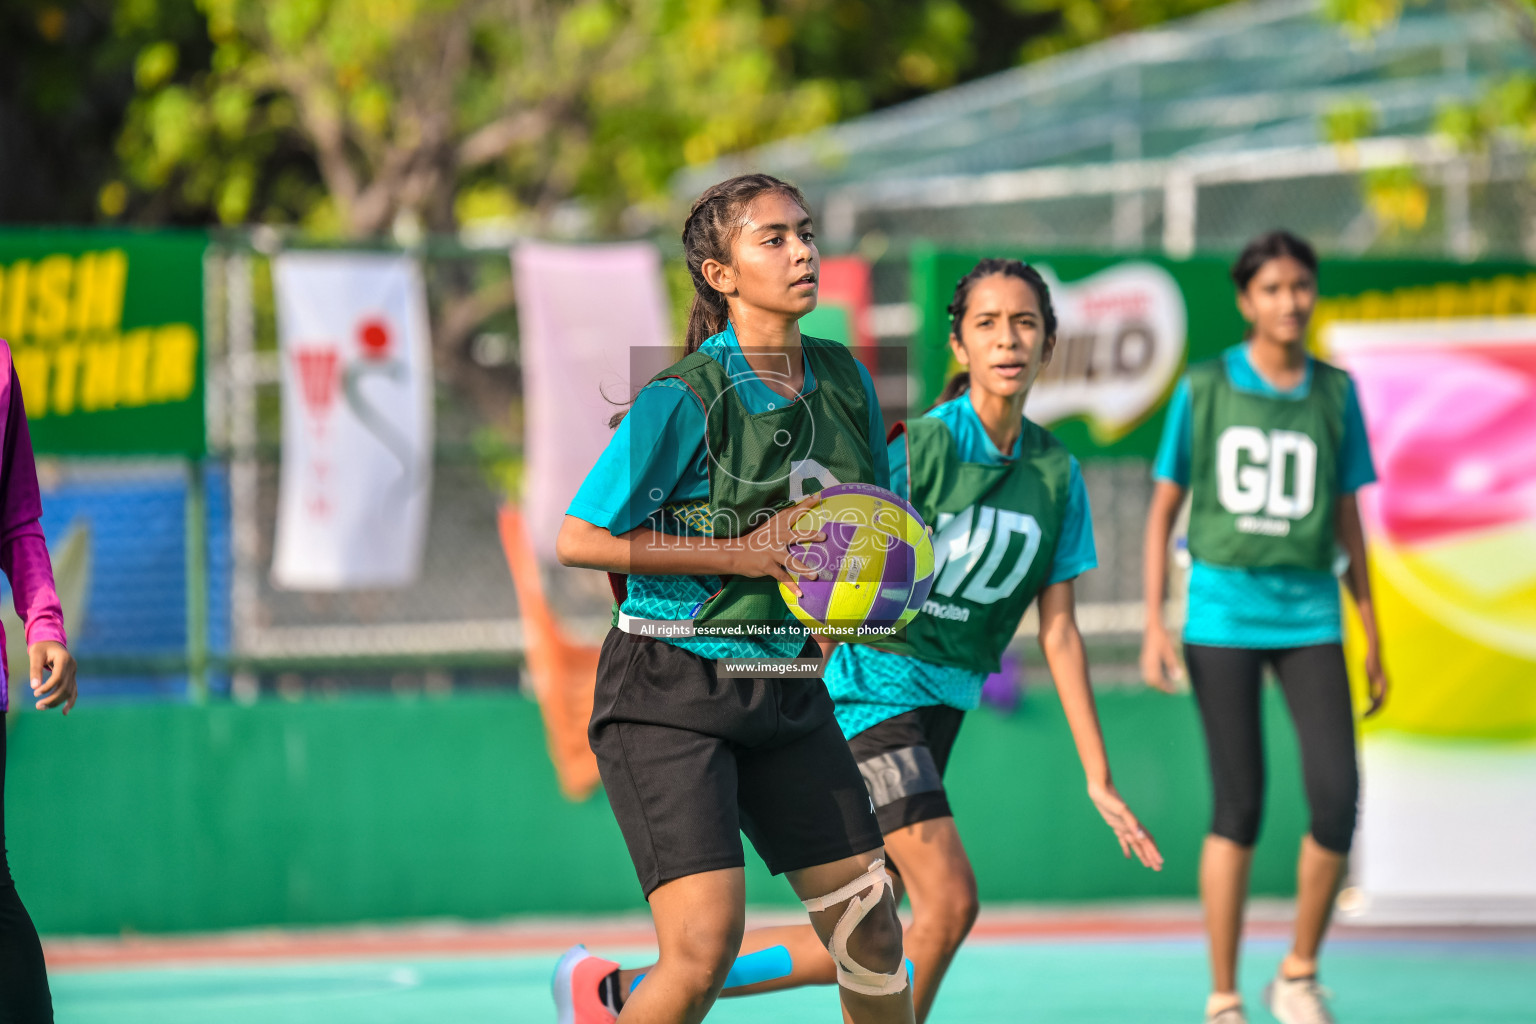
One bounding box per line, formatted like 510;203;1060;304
1142;231;1388;1024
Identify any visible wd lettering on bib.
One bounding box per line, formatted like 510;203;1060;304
871;416;1070;675
932;506;1044;605
1188;357;1347;572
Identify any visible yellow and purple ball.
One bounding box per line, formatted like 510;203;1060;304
780;482;935;642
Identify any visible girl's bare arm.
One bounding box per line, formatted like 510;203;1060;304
1140;480;1187;692
1039;579;1163;870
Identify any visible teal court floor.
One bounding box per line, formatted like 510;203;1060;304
48;918;1536;1023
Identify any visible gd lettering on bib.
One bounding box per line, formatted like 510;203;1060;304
1187;358;1347;572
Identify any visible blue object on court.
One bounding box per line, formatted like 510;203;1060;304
724;946;794;989
628;944;794;995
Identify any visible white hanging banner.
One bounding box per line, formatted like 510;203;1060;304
271;252;434;590
513;241;671;560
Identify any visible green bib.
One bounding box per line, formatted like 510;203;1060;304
871;415;1070;675
646;336;876;631
1187;357;1347;571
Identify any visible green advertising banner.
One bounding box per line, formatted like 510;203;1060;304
0;230;206;456
912;246;1536;460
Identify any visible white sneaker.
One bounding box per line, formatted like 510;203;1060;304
1263;974;1336;1024
1206;1005;1248;1024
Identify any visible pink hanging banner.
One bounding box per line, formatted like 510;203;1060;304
513;242;672;560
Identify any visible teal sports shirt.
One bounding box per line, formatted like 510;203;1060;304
826;394;1097;738
567;325;889;659
1154;343;1376;649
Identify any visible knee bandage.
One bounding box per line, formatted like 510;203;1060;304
801;858;909;997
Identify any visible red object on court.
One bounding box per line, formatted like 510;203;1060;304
553;946;620;1024
496;505;603;801
358;318;392;360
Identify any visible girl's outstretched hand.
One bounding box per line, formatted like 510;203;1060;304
1140;624;1184;694
1087;781;1163;871
29;640;77;715
1363;641;1389;717
733;494;825;598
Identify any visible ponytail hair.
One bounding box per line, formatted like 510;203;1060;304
608;173;811;427
932;371;973;407
927;257;1058;411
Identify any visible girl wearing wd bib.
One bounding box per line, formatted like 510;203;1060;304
554;175;913;1024
1141;231;1388;1024
598;259;1163;1024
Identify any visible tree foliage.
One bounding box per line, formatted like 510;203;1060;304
1322;1;1536;238
5;0;1247;425
1011;0;1235;60
106;0;1028;238
0;1;207;224
1323;1;1536;151
91;0;1238;238
115;0;822;238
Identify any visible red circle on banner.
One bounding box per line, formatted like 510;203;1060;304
359;319;391;360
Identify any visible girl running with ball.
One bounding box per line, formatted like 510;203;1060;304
553;174;914;1024
568;257;1163;1023
1141;230;1387;1024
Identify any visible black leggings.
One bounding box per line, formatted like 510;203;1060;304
0;726;53;1023
1185;643;1359;855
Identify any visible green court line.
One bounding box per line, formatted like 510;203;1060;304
53;938;1536;1024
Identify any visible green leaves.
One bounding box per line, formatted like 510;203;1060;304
1322;2;1536;157
1362;165;1428;233
1433;72;1536;151
97;0;1259;236
1014;0;1234;61
1322;99;1378;145
135;41;180;89
1322;0;1406;39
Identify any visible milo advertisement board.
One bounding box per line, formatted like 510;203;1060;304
0;230;207;456
910;247;1229;457
912;246;1536;457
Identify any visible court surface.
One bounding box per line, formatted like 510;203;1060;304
46;908;1536;1023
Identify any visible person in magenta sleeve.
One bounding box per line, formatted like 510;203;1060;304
0;338;78;1023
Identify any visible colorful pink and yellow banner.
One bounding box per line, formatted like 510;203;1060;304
1327;319;1536;741
1326;318;1536;923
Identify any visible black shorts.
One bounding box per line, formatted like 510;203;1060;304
847;706;966;837
590;629;885;898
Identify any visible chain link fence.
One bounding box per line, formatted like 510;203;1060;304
205;241;545;700
830;138;1536;262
